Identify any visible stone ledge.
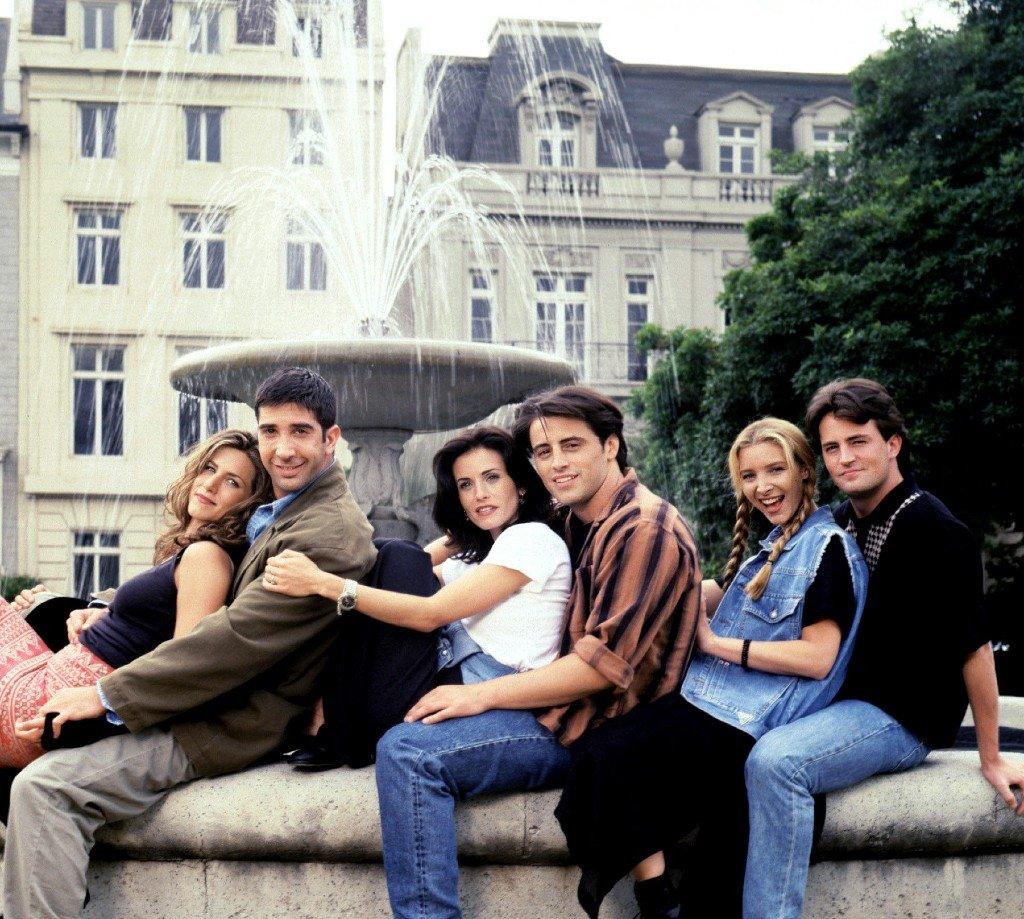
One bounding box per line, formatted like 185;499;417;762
3;750;1020;864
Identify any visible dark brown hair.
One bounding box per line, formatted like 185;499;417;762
433;426;554;564
153;429;273;563
254;366;336;433
805;377;911;472
512;385;627;472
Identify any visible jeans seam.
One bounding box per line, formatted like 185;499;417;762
399;731;560;919
893;742;928;771
765;718;908;919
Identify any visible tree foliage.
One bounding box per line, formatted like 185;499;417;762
633;2;1024;587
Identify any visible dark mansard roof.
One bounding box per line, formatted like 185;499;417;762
427;28;852;170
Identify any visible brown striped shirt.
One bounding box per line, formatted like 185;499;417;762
538;469;701;745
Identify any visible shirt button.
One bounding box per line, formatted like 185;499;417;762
770;611;778;620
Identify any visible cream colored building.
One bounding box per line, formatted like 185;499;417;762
14;0;383;590
401;20;853;401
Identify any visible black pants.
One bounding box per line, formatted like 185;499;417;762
313;538;447;767
556;693;755;919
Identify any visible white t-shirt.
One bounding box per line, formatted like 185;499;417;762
439;521;572;672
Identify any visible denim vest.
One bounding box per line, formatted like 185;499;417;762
681;506;868;739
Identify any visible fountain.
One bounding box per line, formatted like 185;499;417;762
171;339;572;539
165;0;576;539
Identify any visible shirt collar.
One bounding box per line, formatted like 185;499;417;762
845;472;918;530
246;459;335;543
564;468;639;533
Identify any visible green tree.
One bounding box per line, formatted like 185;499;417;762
634;1;1024;581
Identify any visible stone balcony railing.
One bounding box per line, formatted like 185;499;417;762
463;165;798;222
525;170;601;197
500;340;645;388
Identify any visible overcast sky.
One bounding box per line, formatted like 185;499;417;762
1;0;961;73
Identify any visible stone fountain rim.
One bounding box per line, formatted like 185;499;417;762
170;338;573;380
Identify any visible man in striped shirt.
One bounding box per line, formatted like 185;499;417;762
375;385;701;918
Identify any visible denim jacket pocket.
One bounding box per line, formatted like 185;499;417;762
741;595;803;640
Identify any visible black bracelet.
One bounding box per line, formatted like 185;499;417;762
741;639;751;670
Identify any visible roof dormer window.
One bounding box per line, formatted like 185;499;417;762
517;72;601;170
537;111;579;168
718;124;759;174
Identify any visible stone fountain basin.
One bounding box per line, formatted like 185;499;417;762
170;339;575;432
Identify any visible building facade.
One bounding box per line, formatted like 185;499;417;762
403;20;853;401
1;16;25;578
15;0;382;591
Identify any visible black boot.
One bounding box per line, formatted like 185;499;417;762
634;875;681;919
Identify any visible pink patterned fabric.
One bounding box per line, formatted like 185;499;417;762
0;598;115;768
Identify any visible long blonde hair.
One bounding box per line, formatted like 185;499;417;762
720;417;817;600
153;429;272;563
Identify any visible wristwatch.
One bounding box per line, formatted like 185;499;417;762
336;579;358;615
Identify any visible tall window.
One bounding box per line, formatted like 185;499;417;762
537;111;579;168
293;16;323;57
131;0;171;40
177;346;228;454
812;125;851;155
185;107;222;163
75;208;121;287
80;103;116;159
83;3;115;50
72;531;121;598
72;344;124;456
182;211;226;289
535;274;587;376
626;276;652;382
286;218;327;291
288;110;324;165
188;6;220;53
718;124;759;174
469;269;494;343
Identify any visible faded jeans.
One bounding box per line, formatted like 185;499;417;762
742;700;929;919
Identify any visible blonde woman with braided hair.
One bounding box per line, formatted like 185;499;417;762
555;417;869;919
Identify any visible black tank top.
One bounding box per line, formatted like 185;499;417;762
80;542;245;669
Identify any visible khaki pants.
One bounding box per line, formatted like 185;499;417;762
2;727;198;919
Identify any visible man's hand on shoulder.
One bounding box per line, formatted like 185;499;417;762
981;753;1024;815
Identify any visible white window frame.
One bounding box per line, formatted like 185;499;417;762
176;348;228;454
625;275;653;383
74;207;121;287
80;103;116;160
184;107;223;163
293;15;323;58
812;125;851;156
536;110;579;168
469;269;496;343
72;530;121;598
188;6;221;53
718;123;760;174
82;2;115;50
71;343;125;456
534;273;588;377
286;218;327;291
288;110;324;166
181;211;227;290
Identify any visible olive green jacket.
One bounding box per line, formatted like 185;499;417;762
100;464;375;777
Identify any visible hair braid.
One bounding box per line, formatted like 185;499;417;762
745;478;816;600
721;496;753;590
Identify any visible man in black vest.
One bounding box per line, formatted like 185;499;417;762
742;377;1024;919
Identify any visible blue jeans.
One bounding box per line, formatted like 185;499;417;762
743;700;929;919
375;707;571;918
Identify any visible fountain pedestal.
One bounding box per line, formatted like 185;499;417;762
171;338;575;541
346;428;418;540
